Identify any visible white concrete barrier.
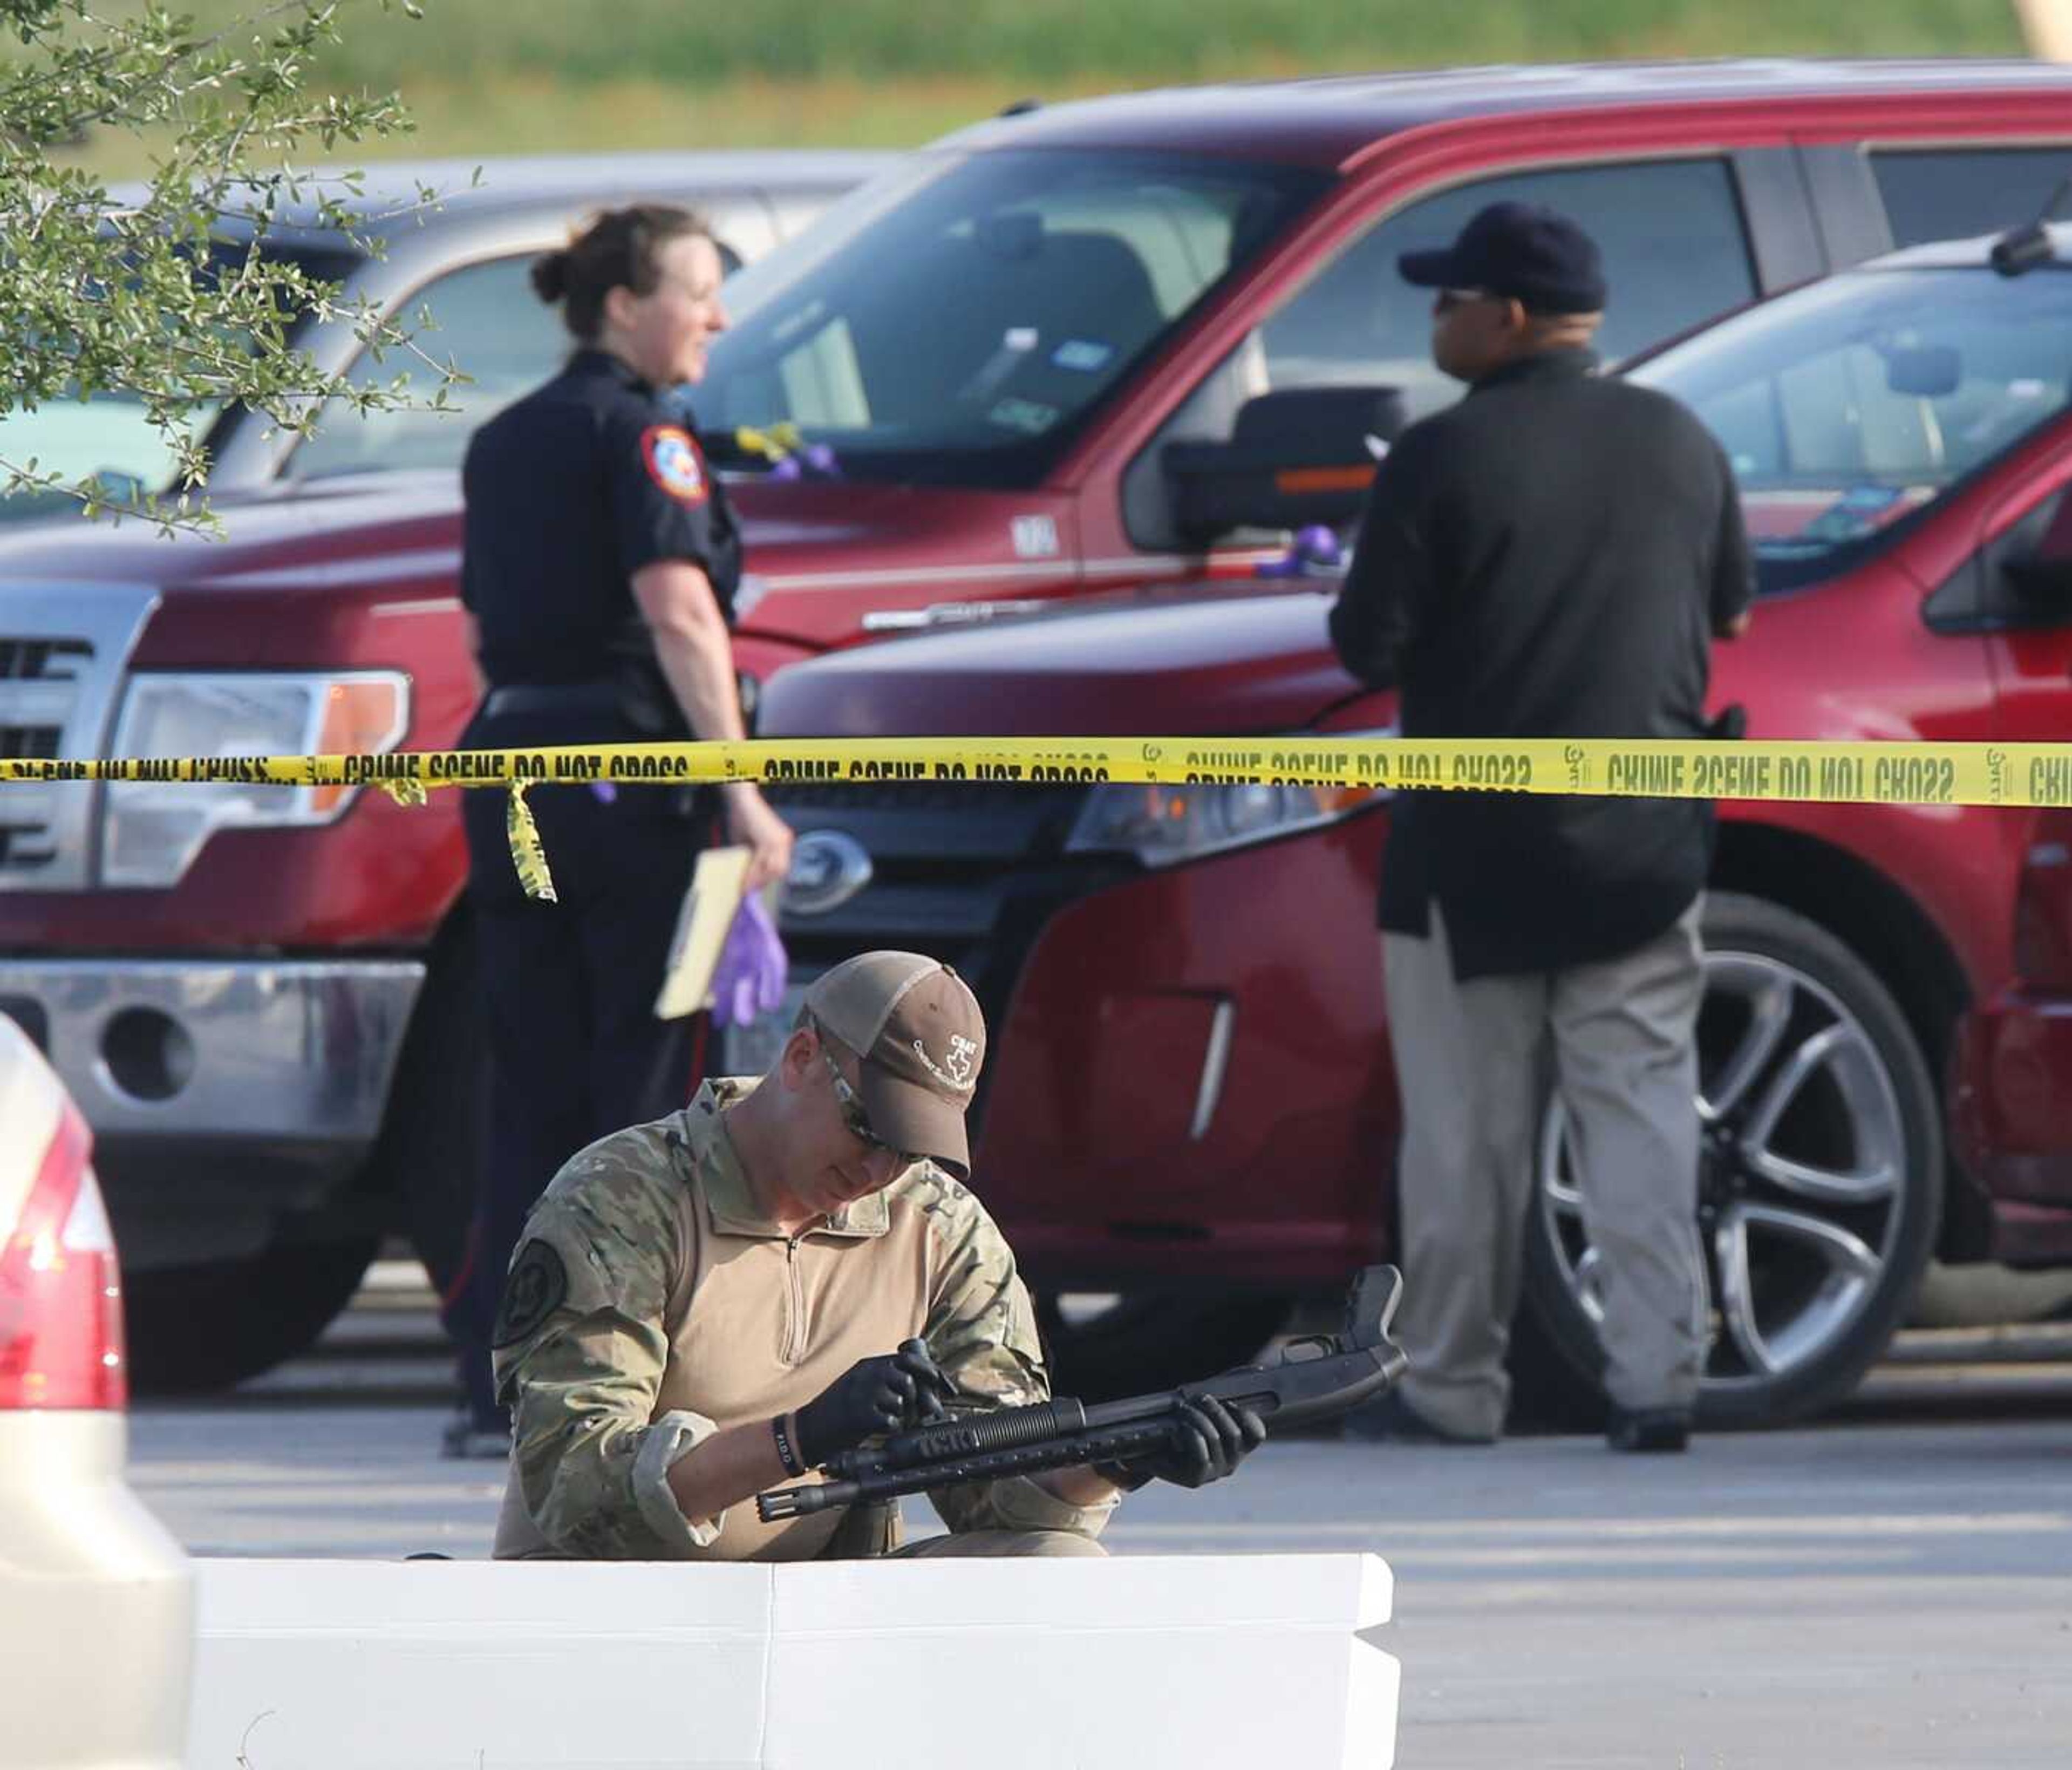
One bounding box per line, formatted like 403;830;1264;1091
187;1553;1396;1769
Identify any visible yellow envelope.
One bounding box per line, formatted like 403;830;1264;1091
653;844;753;1020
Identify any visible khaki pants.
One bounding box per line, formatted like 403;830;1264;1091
889;1529;1107;1560
816;1502;1107;1561
1381;901;1708;1440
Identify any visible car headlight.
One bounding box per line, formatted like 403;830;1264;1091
1065;754;1389;868
100;671;410;888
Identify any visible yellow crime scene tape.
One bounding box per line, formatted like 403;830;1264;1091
4;735;2068;901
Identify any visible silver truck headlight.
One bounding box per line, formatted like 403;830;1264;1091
100;671;410;888
1065;776;1387;868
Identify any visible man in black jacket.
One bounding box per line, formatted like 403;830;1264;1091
1330;202;1753;1452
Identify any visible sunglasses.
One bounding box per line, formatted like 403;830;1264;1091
1434;287;1499;314
821;1049;915;1166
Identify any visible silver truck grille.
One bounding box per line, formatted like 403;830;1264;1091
0;586;159;890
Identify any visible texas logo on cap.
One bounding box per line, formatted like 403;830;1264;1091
640;425;709;505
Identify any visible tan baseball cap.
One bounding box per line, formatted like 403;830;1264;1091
803;951;986;1177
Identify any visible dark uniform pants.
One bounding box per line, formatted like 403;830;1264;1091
446;709;712;1428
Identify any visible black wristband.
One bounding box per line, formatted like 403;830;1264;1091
772;1412;806;1478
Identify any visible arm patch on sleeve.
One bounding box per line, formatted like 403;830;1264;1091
640;425;710;505
493;1240;570;1348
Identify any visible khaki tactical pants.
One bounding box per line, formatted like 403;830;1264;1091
817;1501;1106;1560
890;1529;1107;1560
1381;901;1708;1440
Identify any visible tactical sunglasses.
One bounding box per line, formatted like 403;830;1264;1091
821;1047;916;1167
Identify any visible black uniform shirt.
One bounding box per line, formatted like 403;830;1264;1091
1328;347;1753;981
461;349;741;702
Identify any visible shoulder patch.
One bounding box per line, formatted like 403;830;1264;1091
639;424;710;505
493;1240;569;1349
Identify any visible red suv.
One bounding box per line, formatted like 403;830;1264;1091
8;62;2072;1392
756;224;2072;1426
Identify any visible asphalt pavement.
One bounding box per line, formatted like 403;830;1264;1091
129;1267;2072;1769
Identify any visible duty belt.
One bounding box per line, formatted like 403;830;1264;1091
479;681;622;720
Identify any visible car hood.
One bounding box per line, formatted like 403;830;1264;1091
757;582;1365;738
0;473;1061;636
0;473;471;591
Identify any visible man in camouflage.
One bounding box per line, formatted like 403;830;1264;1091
490;950;1263;1560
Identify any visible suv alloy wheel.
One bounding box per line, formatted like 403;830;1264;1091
1516;891;1942;1428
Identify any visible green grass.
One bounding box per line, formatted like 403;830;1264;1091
173;0;2031;86
52;0;2040;174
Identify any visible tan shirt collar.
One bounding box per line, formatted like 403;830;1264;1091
673;1078;890;1241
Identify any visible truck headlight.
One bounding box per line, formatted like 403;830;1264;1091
1065;775;1387;868
100;671;410;888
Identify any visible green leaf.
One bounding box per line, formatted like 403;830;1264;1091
0;0;431;533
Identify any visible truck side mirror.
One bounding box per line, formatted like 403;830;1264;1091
1162;386;1405;544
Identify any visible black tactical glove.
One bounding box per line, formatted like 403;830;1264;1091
793;1339;956;1469
1098;1392;1267;1493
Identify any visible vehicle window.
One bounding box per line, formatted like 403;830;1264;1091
292;255;568;479
0;242;356;522
697;149;1325;489
1633;263;2072;595
1871;149;2072;249
1262;159;1752;424
1127;159;1757;546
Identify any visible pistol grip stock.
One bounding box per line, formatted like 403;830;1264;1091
1347;1264;1405;1350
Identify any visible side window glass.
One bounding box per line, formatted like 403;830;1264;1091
1982;482;2072;628
291;256;570;479
1132;159;1756;546
1261;159;1753;426
1870;150;2072;249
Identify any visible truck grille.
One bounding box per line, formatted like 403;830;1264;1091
766;774;1129;1043
0;586;159;891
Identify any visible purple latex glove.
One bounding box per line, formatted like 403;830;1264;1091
1253;524;1345;578
767;444;841;483
710;893;788;1029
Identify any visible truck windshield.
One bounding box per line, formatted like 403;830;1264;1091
1631;262;2072;594
698;148;1326;488
0;240;356;523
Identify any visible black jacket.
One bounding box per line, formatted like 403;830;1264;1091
1328;348;1753;979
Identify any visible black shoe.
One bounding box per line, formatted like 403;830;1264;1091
1340;1390;1494;1446
1606;1404;1691;1453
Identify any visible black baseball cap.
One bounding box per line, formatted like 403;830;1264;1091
1398;201;1608;315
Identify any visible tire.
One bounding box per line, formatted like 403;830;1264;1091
125;1233;379;1395
1515;890;1943;1429
1035;1291;1292;1402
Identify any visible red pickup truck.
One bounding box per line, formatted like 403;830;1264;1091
6;63;2072;1395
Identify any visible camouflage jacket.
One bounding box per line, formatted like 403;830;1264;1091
490;1078;1116;1559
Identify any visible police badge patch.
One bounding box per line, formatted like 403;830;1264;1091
639;424;709;505
492;1240;569;1348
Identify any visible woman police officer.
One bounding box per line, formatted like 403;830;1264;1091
440;205;793;1455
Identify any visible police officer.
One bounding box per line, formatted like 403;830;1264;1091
1328;202;1753;1454
441;204;794;1458
490;951;1265;1560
